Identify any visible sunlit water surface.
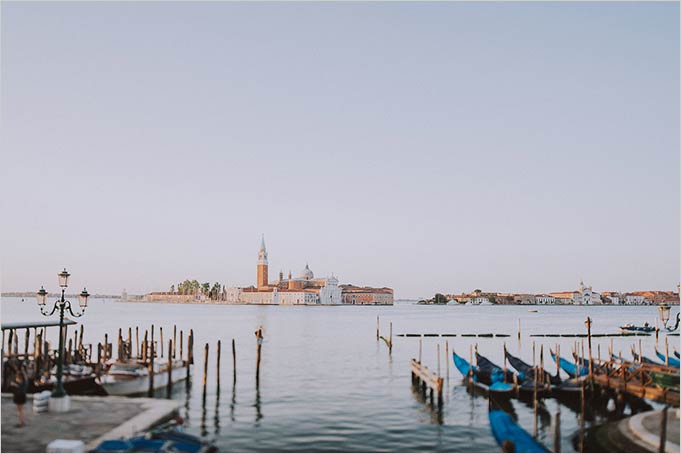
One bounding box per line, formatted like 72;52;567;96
2;298;678;452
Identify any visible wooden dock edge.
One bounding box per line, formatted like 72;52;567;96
82;396;179;451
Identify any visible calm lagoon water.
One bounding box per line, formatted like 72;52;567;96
1;298;677;452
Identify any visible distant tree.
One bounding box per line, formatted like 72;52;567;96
434;293;448;304
170;285;175;294
210;282;221;300
473;289;482;294
201;282;210;295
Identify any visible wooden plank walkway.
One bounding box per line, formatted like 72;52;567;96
410;359;443;407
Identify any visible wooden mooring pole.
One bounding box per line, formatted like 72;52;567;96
135;327;139;359
232;338;236;383
585;317;593;381
216;340;221;390
173;325;177;359
554;411;561;453
659;406;668;452
202;343;209;397
255;326;264;383
376;316;379;340
445;341;450;381
166;339;173;398
160;327;164;358
148;338;155;397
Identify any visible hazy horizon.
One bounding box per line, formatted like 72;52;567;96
1;2;679;299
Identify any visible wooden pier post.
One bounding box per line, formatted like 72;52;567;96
585;317;593;380
255;326;264;382
437;343;441;376
189;329;194;365
167;339;173;398
160;327;164;358
173;325;177;359
97;342;102;364
186;330;193;379
202;343;209;397
117;328;122;360
609;338;613;361
180;331;184;360
148;339;155;397
216;340;221;390
151;325;155;358
79;325;84;352
554;411;561;453
389;322;393;353
24;328;30;358
127;327;132;358
104;333;108;362
655;318;659;341
142;330;148;362
67;339;73;365
445;341;450;381
418;336;422;363
503;342;508;380
639;339;643;365
135;327;139;359
376;316;379;340
659;406;668;452
665;337;669;366
230;338;236;380
517;319;521;340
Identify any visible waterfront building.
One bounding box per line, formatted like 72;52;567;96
340;285;394;305
225;236;391;305
534;294;555;305
549;281;600;305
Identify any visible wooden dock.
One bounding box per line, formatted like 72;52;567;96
591;359;679;407
410;359;443;407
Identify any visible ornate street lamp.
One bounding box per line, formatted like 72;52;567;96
659;304;671;330
36;268;89;403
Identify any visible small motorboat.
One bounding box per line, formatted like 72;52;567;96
619;323;655;333
488;397;549;453
98;359;188;396
527;309;538;313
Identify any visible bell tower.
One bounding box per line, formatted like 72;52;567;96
257;234;268;289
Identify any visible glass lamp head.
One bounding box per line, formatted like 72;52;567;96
78;288;90;309
37;286;48;306
58;268;70;288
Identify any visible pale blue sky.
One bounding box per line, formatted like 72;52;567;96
1;2;678;298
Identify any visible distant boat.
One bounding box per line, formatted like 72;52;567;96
527;309;538;313
620;323;655;333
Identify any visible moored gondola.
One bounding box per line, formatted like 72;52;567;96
452;351;515;396
488;396;549;453
504;348;561;386
654;348;681;368
550;349;587;378
476;351;553;399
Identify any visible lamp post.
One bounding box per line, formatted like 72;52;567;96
36;268;89;405
658;304;671;330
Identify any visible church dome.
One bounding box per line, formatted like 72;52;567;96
300;264;314;280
